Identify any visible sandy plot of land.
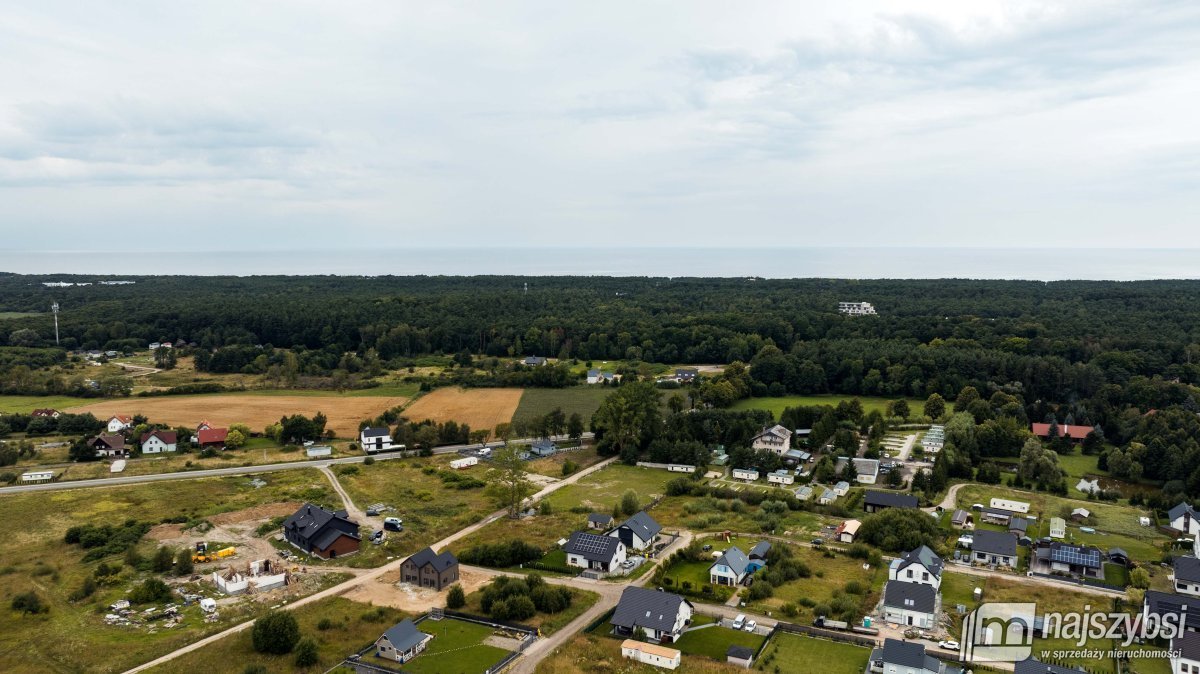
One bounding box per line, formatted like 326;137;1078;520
343;566;495;612
402;387;523;437
64;395;408;437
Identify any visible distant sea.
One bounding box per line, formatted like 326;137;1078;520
5;247;1200;281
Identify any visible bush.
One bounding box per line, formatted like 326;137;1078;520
447;584;466;609
129;578;173;604
458;540;543;568
317;617;336;631
620;490;640;516
243;666;268;674
561;460;578;476
844;581;866;595
64;521;152;560
68;576;97;601
363;456;375;465
337;465;359;476
11;591;47;614
500;595;536;621
531;585;573;613
294;637;319;667
252;610;300;654
151;546;174;573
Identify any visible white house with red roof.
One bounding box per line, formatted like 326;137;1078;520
107;415;134;434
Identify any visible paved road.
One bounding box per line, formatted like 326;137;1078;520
122;455;618;674
0;433;594;495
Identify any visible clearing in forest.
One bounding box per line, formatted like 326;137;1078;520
64;394;408;437
402;387;523;437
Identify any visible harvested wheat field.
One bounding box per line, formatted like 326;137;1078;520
65;395;408;437
402;387;522;437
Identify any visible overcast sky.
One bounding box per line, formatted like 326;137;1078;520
3;1;1199;251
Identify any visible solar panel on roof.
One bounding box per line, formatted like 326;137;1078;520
1050;545;1101;567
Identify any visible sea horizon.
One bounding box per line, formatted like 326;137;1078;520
5;246;1200;281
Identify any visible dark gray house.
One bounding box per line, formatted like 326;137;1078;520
282;503;360;559
864;490;919;513
401;546;459;590
611;586;694;643
609;511;662;552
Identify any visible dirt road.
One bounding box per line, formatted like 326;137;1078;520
122;455;618;674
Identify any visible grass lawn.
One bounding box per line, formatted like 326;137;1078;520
744;544;884;621
404;618;512;674
512;387;614;426
954;484;1168;563
730;395;926;419
0;394;96;413
526;446;604;478
757;632;872;674
534;634;744;674
0;469;338;674
1103;562;1130;587
675;625;766;661
659;536;757;592
544;464;671;514
335;455;498;560
147;598;407;674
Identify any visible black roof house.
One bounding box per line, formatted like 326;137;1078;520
611;586;693;635
865;490;919;511
282;503;360;557
564;531;624;565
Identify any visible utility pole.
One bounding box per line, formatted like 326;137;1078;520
51;302;60;346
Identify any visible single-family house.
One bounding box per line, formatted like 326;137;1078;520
1009;517;1030;537
794;485;814;501
1030;423;1094;442
106;415;133;434
359;427;393;453
1172;630;1200;674
196;419;215;431
375;619;433;664
531;438;557;457
674;368;698;383
889;545;944;590
588;513;613;530
767;469;794;486
834;480;850;496
747;541;771;572
1145;590;1200;633
587;369;616;384
30;408;59;418
89;434;128;458
1070;508;1090;522
1050;517;1067;539
972;530;1018;568
401;546;459;590
751;425;792;455
818;488;837;505
710;546;752;586
837;519;861;543
140;430;177;454
869;639;944;674
1036;541;1102;578
621;640;681;670
950;509;973;529
726;644;755;669
990;498;1031;514
1171;502;1200;535
610;586;694;643
836;457;881;484
523;356;547;367
609;511;662;552
196;426;229;448
883;581;939;628
282;503;360;559
148;342;161;350
864;490;918;513
565;532;627;573
1174;556;1200;597
732;468;759;482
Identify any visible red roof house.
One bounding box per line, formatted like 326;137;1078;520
1030;423;1092;441
197;427;229;447
31;408;60;418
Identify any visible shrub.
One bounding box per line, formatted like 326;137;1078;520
337;465;359;476
252;610;300;654
447;584;466;609
317;617;336;631
781;603;799;617
620;490;640;516
11;591;47;614
294;637;319;667
360;606;390;624
458;540;543;568
531;585;572;613
175;548;194;575
844;580;866;595
129;578;173;604
68;576;97;601
363;456;375;465
151;546;174;573
502;595;536;621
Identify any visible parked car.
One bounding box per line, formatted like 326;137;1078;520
938;640;960;651
702;544;712;552
620;559;636;569
384;517;404;532
744;620;757;632
811;538;824;546
366;507;380;516
731;614;746;630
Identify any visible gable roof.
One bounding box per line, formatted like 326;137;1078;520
712;546;751;576
865;490;918;509
1030;423;1092;440
140;430;178;444
875;639;937;672
1173;631;1200;664
749;541;771;560
1176;556;1200;583
197;427;228;444
753;424;791;441
283;503;358;546
617;511;662;541
896;545;944;578
564;531;623;563
611;586;692;634
109;414;132;424
973;530;1017;557
406;546;458;573
361;426;390;438
884;581;937;614
622;640;680;660
1147;590;1200;631
1169;502;1197;522
588;513;613;525
381;619;430;653
1014;658;1087;674
727;644;755;660
1043;542;1102;569
1009;517;1030;533
950;509;971;525
92;434;125;450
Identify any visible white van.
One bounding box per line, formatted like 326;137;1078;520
478;447;492;457
731;614;746;630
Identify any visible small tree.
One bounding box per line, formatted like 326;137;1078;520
252;610;300;654
294;637;319;667
151;546;174;573
891;399;910;420
620;490;640;516
447;584;466;609
11;591;46;614
175;548;194;575
224;429;246;449
1130;567;1150;589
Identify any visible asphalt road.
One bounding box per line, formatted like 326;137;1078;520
0;433;594;495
